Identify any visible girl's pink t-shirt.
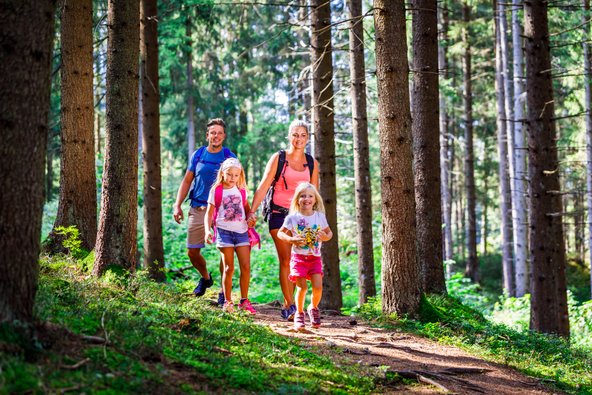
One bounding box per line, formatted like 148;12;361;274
273;164;310;209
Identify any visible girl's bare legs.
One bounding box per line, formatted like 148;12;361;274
270;229;295;308
219;247;235;302
236;245;251;299
309;274;323;309
295;277;308;313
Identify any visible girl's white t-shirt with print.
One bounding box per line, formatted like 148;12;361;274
207;186;248;233
282;211;329;257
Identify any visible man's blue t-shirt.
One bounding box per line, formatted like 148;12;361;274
188;147;236;208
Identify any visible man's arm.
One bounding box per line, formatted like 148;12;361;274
173;170;194;224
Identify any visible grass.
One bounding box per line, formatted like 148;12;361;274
0;255;376;394
354;295;592;395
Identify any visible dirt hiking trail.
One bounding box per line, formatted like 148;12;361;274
252;301;559;394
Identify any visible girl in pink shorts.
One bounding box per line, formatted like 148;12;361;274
277;182;333;331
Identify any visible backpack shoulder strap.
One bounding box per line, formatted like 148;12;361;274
190;146;206;170
212;185;224;227
273;150;286;184
214;185;224;208
305;153;314;178
222;147;234;159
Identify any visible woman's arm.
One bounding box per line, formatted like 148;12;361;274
249;152;280;215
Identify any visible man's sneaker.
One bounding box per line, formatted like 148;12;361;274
238;298;256;315
223;301;234;313
307;306;321;328
294;311;306;331
217;291;226;307
287;304;297;321
193;273;213;296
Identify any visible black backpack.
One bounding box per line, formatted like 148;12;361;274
262;150;314;222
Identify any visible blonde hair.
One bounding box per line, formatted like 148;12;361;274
211;158;247;191
289;119;309;135
289;182;325;214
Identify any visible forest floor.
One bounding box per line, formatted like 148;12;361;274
252;301;558;394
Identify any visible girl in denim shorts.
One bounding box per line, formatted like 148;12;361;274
277;182;333;331
204;158;256;314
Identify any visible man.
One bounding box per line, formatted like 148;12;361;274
173;118;235;302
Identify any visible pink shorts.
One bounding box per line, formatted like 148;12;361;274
289;254;323;282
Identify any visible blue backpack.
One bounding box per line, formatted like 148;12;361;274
187;146;234;203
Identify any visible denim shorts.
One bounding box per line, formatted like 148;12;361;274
216;228;250;248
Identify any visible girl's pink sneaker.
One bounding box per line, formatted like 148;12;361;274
307;306;321;328
294;312;306;331
238;298;256;315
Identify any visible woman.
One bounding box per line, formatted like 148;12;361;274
248;120;319;320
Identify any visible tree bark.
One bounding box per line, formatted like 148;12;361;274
348;0;376;304
411;0;446;294
583;0;592;300
524;0;570;336
47;0;97;252
141;0;165;281
310;0;342;310
438;0;454;269
462;3;479;283
375;0;421;316
46;139;54;202
94;0;140;276
512;0;530;297
0;0;57;323
299;0;311;123
495;0;515;296
186;16;195;163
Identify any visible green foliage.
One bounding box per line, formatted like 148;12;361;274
1;256;376;393
354;294;592;394
54;226;89;260
491;293;592;352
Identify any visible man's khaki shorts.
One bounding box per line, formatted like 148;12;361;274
187;206;207;249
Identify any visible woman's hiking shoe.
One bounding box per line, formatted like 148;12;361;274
217;291;226;306
280;306;289;320
287;304;297;321
294;312;306;331
193;273;213;296
281;304;297;320
307;306;321;328
223;301;234;313
238;298;256;315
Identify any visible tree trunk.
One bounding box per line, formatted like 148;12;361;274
0;0;56;323
512;0;530;297
438;0;454;267
94;0;140;276
348;0;376;304
310;0;342;310
411;0;446;294
374;0;421;316
186;17;195;162
299;0;311;123
462;3;479;283
47;0;97;252
46;139;54;202
524;0;570;336
141;0;165;281
583;0;592;300
495;0;516;296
